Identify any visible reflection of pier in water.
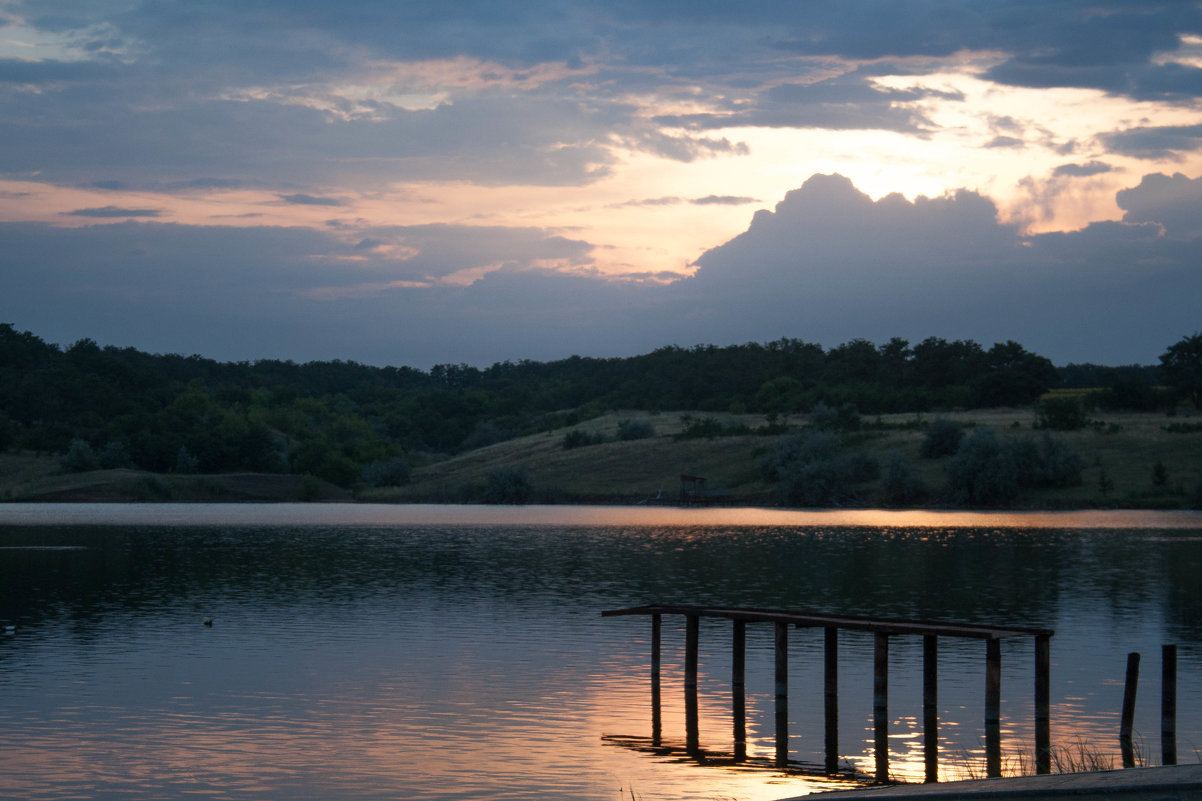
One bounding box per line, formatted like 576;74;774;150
601;733;871;787
602;605;1054;784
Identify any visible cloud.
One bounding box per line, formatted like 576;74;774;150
1052;161;1114;178
279;193;343;206
1100;124;1202;160
62;206;161;218
674;173;1202;364
7;173;1200;368
984;136;1025;149
690;195;758;206
1116;172;1202;239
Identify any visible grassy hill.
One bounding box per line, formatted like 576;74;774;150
372;405;1202;509
4;405;1200;509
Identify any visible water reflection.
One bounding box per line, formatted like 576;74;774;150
0;506;1200;800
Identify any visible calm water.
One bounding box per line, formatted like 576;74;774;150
1;504;1200;801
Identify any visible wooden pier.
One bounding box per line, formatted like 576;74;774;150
602;604;1054;783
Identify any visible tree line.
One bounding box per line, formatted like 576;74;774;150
0;323;1193;488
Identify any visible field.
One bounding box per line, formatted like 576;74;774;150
365;406;1202;509
4;405;1200;508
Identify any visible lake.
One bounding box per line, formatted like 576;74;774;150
1;503;1200;800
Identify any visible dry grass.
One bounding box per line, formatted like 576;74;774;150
375;406;1202;507
4;405;1200;507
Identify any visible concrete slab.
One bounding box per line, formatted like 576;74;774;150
785;764;1202;800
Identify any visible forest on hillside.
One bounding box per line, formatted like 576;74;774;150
0;323;1181;488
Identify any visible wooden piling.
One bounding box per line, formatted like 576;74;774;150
825;626;839;774
651;614;661;745
733;620;747;762
685;614;699;690
874;632;889;784
1035;634;1051;774
685;614;700;755
923;635;938;783
775;622;789;768
985;638;1001;778
1163;644;1177;766
1120;651;1140;768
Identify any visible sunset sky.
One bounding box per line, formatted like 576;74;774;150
2;1;1201;367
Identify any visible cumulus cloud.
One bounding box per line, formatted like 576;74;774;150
1117;172;1202;239
6;173;1201;368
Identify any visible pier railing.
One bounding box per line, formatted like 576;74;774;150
602;604;1054;783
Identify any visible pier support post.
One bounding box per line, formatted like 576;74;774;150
775;622;789;768
1163;644;1177;766
651;613;661;745
733;620;747;762
985;638;1001;778
825;626;839;774
874;632;889;783
1120;651;1140;768
1035;634;1051;774
923;635;938;783
685;614;700;755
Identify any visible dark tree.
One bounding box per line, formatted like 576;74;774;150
1160;332;1202;409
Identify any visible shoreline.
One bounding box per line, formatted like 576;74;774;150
2;500;1202;529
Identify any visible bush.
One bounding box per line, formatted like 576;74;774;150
947;428;1020;506
921;418;964;458
810;401;860;431
461;420;512;451
761;431;878;507
883;456;927;507
97;440;132;469
360;457;410;488
1035;396;1088;430
483;467;533;504
946;428;1083;506
563;429;605;449
60;438;100;472
674;415;751;440
174;446;199;474
1030;434;1083;488
616;419;655;440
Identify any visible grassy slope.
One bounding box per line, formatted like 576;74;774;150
4;406;1200;508
368;406;1202;508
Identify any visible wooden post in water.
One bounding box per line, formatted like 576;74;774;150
824;626;839;774
685;614;700;755
733;620;747;762
923;635;938;783
985;638;1001;778
651;614;661;745
1120;651;1140;768
874;632;889;783
1163;644;1177;766
1035;634;1051;774
775;622;789;769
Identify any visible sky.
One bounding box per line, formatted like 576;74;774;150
2;1;1201;369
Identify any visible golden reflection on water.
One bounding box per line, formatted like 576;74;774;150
3;502;1202;529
